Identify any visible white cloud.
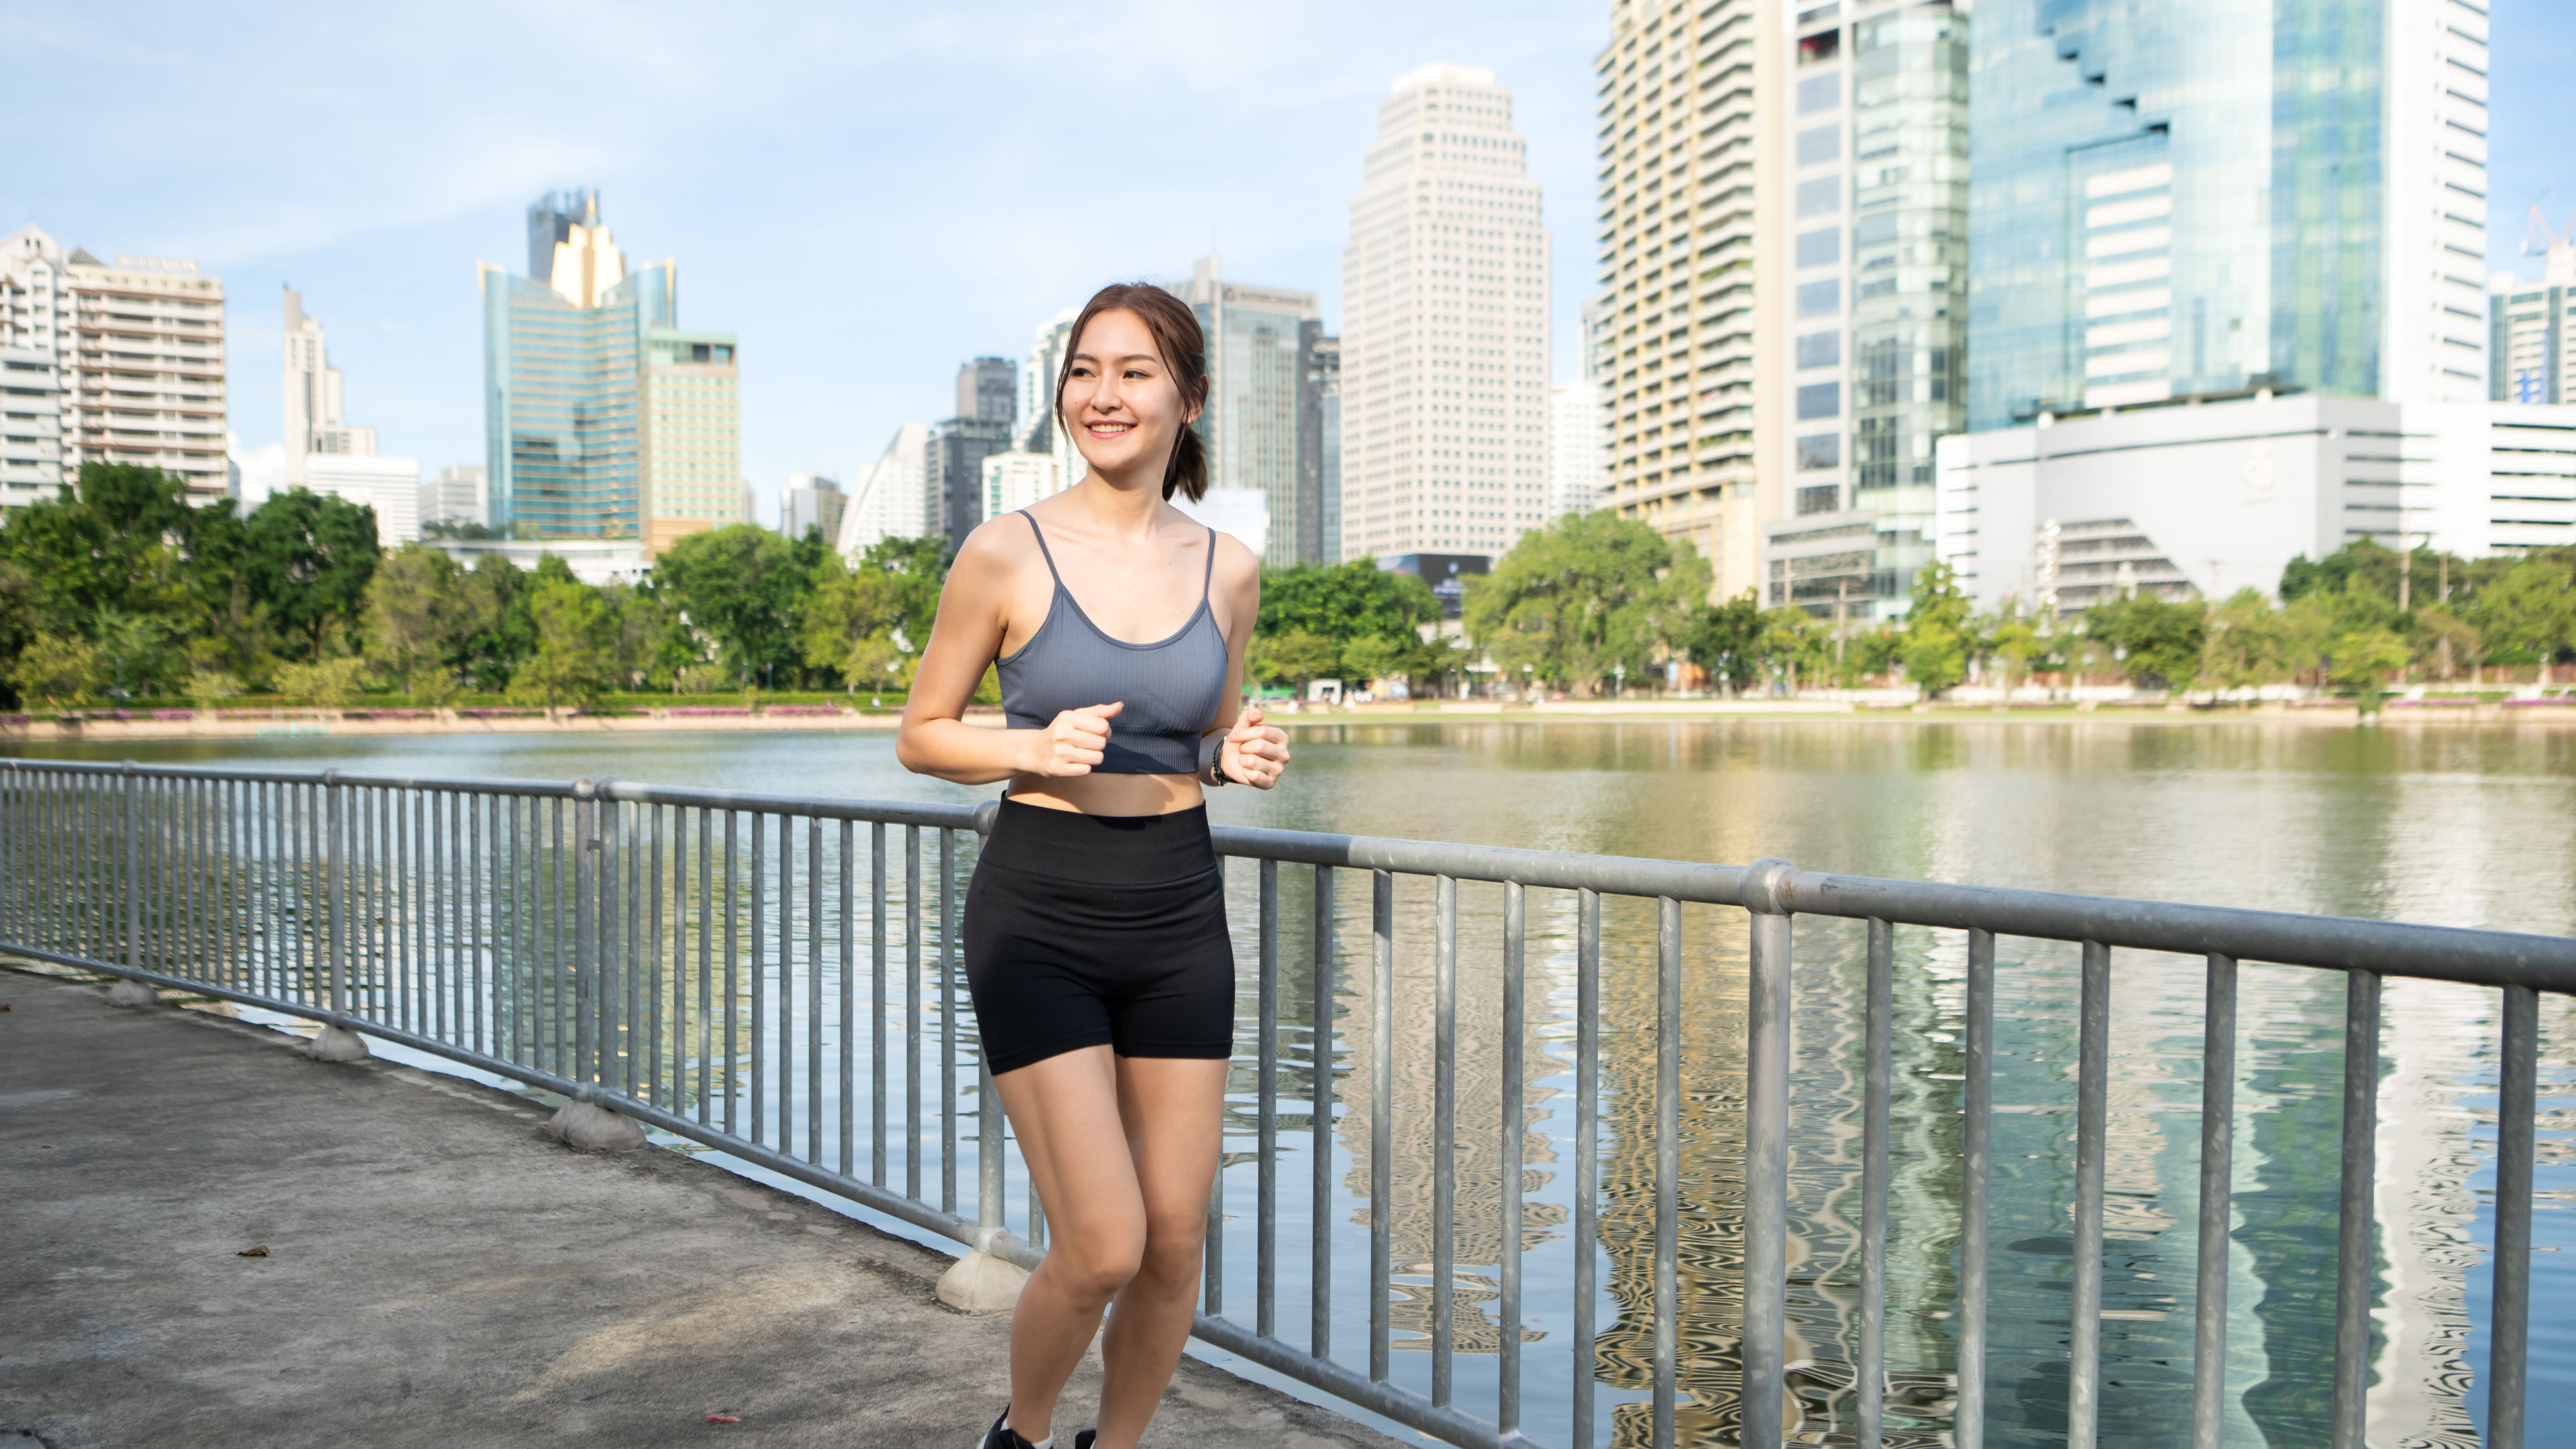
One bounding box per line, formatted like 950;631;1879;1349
228;439;286;509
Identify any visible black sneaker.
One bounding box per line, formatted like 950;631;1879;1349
977;1406;1038;1449
1073;1434;1095;1449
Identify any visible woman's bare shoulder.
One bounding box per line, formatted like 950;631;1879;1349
1205;526;1260;594
951;511;1041;580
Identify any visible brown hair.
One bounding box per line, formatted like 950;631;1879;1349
1054;282;1211;502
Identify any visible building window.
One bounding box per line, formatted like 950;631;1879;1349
1799;29;1841;66
1796;382;1841;420
1798;73;1841;113
1797;433;1841;470
1797;229;1841;268
1797;125;1841;167
1797;280;1841;317
1797;483;1842;515
1797;331;1841;369
1797;176;1842;218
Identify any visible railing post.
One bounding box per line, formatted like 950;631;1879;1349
105;761;158;1008
541;779;641;1149
1739;858;1798;1449
307;769;368;1060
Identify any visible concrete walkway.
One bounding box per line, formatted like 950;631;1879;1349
0;968;1403;1449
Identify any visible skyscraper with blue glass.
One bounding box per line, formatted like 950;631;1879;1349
482;191;735;545
1965;0;2489;430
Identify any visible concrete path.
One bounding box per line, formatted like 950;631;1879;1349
0;968;1404;1449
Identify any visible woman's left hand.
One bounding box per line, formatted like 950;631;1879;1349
1221;706;1291;790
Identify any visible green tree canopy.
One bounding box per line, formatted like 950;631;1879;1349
653;524;814;688
1897;561;1973;696
1257;559;1440;646
2084;590;2208;690
1462;512;1710;694
241;487;382;660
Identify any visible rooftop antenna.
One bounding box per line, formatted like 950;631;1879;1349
2524;191;2569;256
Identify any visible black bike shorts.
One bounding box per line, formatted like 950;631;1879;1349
963;797;1237;1075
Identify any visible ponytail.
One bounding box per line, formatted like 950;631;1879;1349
1163;411;1210;502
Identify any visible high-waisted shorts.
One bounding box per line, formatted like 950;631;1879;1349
963;797;1236;1075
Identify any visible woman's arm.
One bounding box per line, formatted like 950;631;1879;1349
1201;536;1291;790
894;527;1120;786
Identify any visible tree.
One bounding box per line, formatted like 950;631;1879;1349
362;545;471;696
1258;560;1441;645
457;555;533;692
272;656;369;707
1337;634;1409;690
2084;591;2208;690
2198;590;2298;692
2466;553;2576;664
1685;593;1767;696
1250;631;1340;693
1897;561;1973;697
241;488;382;661
8;635;107;710
1464;512;1710;695
798;539;946;690
1988;609;2047;694
506;578;617;709
2326;627;2410;714
653;525;813;688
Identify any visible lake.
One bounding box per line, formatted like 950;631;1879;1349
10;720;2572;1447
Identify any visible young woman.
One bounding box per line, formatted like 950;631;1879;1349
896;282;1292;1449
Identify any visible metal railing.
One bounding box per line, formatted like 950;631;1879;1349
0;757;2565;1449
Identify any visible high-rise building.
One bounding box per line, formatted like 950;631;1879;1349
1;225;228;504
982;449;1068;521
1303;333;1342;563
280;288;377;488
0;347;68;504
421;464;486;529
783;472;845;541
2491;233;2576;406
836;421;933;558
1550;380;1609;518
928;358;1017;543
276;287;418;543
483;191;735;549
1591;4;1780;600
1759;1;1967;621
1186;257;1334;566
1340;63;1552;566
1966;0;2489;427
306;454;422;547
639;327;741;554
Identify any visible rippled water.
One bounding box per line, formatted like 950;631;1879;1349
15;721;2574;1447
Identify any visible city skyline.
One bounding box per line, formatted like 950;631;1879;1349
5;1;2574;544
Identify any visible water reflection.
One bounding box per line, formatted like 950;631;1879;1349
19;721;2575;1447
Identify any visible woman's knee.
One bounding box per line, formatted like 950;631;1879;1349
1134;1210;1207;1281
1046;1228;1146;1305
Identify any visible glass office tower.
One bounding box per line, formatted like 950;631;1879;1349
480;193;682;540
1187;257;1330;566
1967;0;2488;430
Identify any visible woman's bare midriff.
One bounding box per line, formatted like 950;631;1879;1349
1006;770;1206;816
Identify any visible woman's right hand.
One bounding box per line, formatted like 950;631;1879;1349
1018;701;1122;775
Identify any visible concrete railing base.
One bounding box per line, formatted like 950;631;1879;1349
545;1099;647;1152
306;1023;372;1063
935;1250;1030;1315
105;978;160;1008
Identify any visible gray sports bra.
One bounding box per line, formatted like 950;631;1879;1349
996;511;1230;774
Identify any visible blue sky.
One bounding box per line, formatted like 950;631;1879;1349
8;1;2572;522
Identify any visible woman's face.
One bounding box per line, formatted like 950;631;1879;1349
1060;307;1197;482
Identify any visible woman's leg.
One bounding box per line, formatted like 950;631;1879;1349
994;1044;1142;1445
1091;1055;1229;1449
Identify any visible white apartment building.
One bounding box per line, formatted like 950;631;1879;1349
1933;393;2576;616
1;225;228;503
981;449;1067;521
1592;1;1782;600
2490;235;2576;406
784;471;845;541
306;453;423;547
1549;380;1609;517
1339;62;1552;564
835;422;932;559
1;347;69;504
421;464;486;529
281;288;376;489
